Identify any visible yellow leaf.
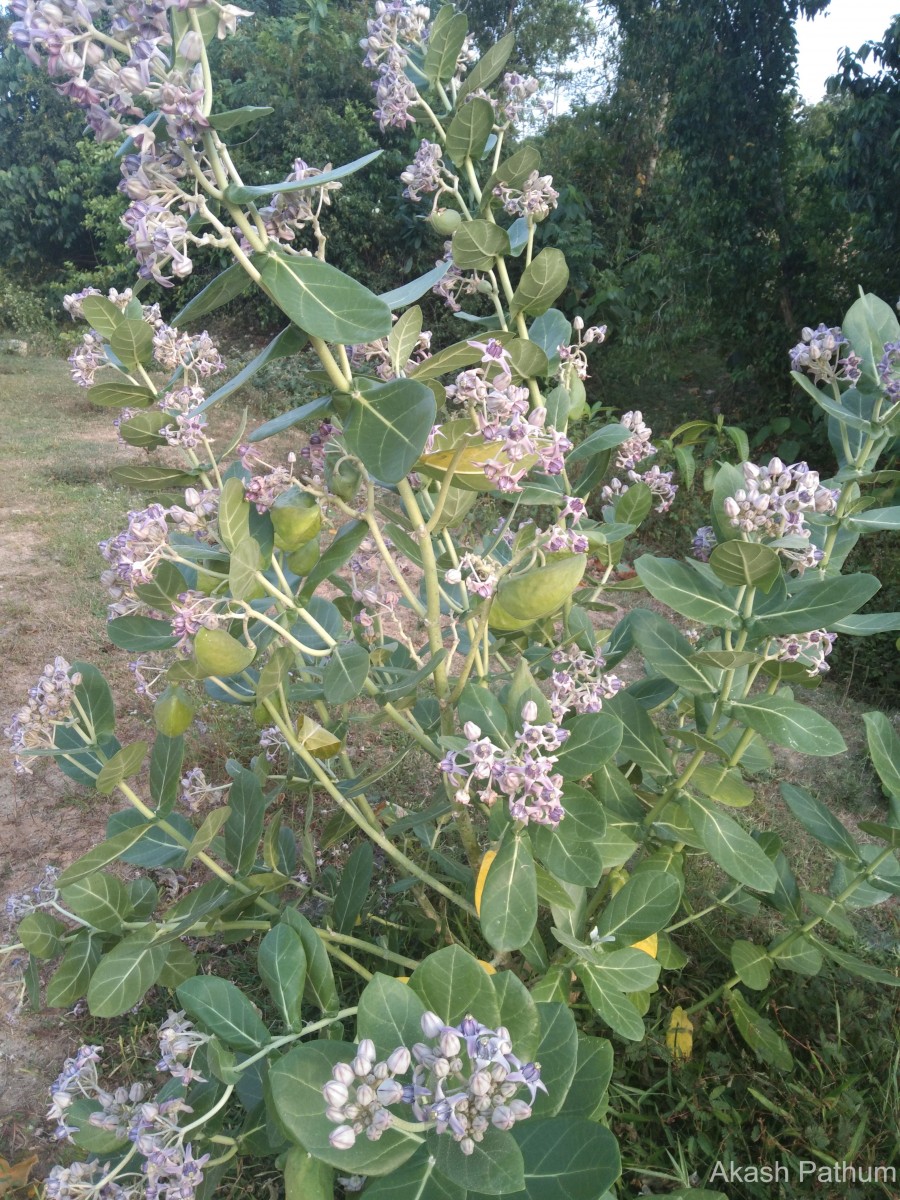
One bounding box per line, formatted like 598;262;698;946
666;1005;693;1060
296;715;342;759
0;1154;38;1197
477;959;497;975
396;976;410;984
631;934;658;958
474;850;497;917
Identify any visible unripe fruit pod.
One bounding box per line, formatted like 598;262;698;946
429;207;462;235
486;597;535;633
286;536;320;576
154;684;197;736
326;455;363;503
496;554;587;622
270;486;322;551
193;627;256;678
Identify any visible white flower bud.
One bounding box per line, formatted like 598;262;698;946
376;1079;404;1106
439;1031;461;1058
469;1069;492;1097
460;1136;476;1156
329;1124;357;1150
386;1047;411;1075
521;700;538;722
420;1011;444;1038
332;1062;355;1087
355;1084;375;1107
573;315;584;331
323;1081;349;1108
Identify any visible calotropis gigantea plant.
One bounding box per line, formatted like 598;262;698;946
4;1;900;1197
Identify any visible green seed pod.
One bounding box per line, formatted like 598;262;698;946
193;627;256;678
271;485;322;551
154;685;197;736
286;536;320;576
326;452;363;503
429;207;462;235
495;554;587;622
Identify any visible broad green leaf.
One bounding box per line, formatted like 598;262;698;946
357;973;427;1058
727;989;793;1070
833;611;900;634
752;573;880;635
858;820;900;847
57;824;156;886
283;1145;334;1200
780;782;859;859
81;295;124;336
557;712;623;778
157;941;197;989
614;483;653;527
730;695;846;756
88;380;155;408
17;911;66;959
510;248;570;317
431;1127;524;1196
768;934;822;976
218;477;251;552
566;423;630;467
562;1035;614;1121
692;765;753;808
109;318;153;368
457;31;515;103
95;741;147;795
730;940;771;990
61;871;132;933
492;970;541;1061
184;806;232;867
223;768;266;875
323;643;370;705
460;683;513;744
530;784;606;887
582;947;660;992
47;931;103;1006
595;871;683;944
70;662;115;735
107;808;191;868
579;966;647;1041
681;795;777;892
813;938;900;986
365;1150;463;1199
531;1003;579;1118
380;262;453;310
107;616;178;652
150;732;184;814
710;462;746;543
863;711;900;798
332;842;373;933
258;924;307;1031
270;1042;422;1175
606;692;673;776
224;151;383;204
87;927;168;1017
514;1118;621;1200
634;556;741;629
248;395;332;443
173;261;254;325
300;519;367;602
628;610;717;695
451;218;511;270
709;541;781;592
800;890;856;937
480;832;538;952
842;291;900;389
229;536;264;601
389;305;423;376
344;377;436;483
259;247;391;344
529;309;572;372
177;975;271;1050
282;908;340;1013
446;98;495;168
408;945;500;1028
111;464;197;490
847;505;900;532
208;105;273;131
423;6;469;83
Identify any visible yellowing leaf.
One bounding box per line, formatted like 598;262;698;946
296;715;342;759
0;1154;38;1197
396;976;410;984
608;868;629;897
631;934;658;958
477;959;497;975
474;850;497;917
666;1005;693;1060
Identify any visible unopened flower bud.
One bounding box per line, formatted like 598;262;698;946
573;315;584;331
323;1081;349;1108
329;1124;357;1150
421;1011;444;1038
521;700;538;722
332;1062;356;1087
355;1084;375;1107
386;1047;411;1075
376;1079;404;1105
460;1136;476;1156
439;1031;461;1058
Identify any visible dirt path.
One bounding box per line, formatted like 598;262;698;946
0;356;138;1161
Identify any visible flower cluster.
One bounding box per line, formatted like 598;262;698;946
352;326;433;380
493;170;559;221
361;0;431;129
600;410;677;514
877;340;900;401
170;590;224;652
557;317;607;382
400;140;446;203
440;701;569;826
324;1013;543;1156
771;629;837;676
3;864;61;925
445;552;499;600
256;159;342;246
614;410;656;471
788;324;852;383
498;72;552;127
549;646;623;721
692;525;718;562
240;447;298;512
180;766;230;813
4;658;82;775
723;458;839;569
